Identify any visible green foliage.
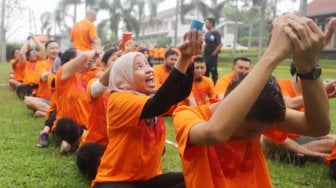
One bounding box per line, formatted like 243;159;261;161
156;36;172;47
0;53;336;187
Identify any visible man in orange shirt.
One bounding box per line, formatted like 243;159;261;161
71;10;98;51
180;56;215;106
153;49;179;88
16;35;48;99
214;56;251;100
8;49;25;90
172;15;331;188
24;40;60;117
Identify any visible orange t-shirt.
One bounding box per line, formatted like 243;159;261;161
79;78;109;149
158;48;166;59
277;79;302;139
214;74;234;98
93;92;166;185
71;19;96;51
180;76;215;106
173;105;274;188
22;60;44;85
10;59;25;81
325;143;336;165
153;64;170;88
53;65;90;129
45;74;57;120
152;48;160;59
36;59;53;99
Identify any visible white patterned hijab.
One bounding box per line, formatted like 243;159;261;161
108;52;147;95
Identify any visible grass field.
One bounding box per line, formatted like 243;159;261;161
1;54;336;187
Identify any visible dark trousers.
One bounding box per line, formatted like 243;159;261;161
94;172;185;188
204;55;218;84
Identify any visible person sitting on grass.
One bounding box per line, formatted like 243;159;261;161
92;29;203;188
172;15;330;188
179;56;216;106
76;49;117;180
214;56;251;100
8;49;25;90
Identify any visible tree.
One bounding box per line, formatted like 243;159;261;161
0;0;24;63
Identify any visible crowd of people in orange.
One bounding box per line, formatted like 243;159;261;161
7;9;336;187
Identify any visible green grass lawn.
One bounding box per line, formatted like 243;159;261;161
1;53;336;187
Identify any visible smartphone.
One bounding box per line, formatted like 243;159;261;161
190;19;204;31
120;32;133;51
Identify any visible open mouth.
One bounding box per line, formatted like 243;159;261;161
145;76;156;88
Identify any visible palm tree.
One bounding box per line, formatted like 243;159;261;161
59;0;83;24
99;0;122;39
146;0;165;20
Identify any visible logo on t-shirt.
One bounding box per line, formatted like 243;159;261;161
210;34;215;41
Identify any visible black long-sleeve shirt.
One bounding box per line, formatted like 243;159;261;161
140;66;194;119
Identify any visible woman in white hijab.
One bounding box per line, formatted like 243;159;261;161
93;30;203;188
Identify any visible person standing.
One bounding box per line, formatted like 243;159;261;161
203;17;222;84
71;10;98;51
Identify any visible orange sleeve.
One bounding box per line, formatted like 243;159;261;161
214;74;232;97
173;105;209;159
325;143;336;165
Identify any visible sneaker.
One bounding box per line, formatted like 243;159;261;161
37;133;49;147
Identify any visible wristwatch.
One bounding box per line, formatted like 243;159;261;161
297;64;322;80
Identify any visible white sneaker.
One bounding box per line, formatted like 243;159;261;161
60;140;72;154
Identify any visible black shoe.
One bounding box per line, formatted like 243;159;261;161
37;133;49;147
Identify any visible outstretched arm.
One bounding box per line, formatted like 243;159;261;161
188;16;293;145
278;15;330;137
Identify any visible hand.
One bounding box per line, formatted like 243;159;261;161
324;17;336;46
265;16;293;63
285;15;324;72
178;30;203;58
325;80;336;98
124;39;136;53
94;38;104;54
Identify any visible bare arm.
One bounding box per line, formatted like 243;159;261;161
276;16;330;137
19;40;30;63
61;50;95;80
31;35;47;59
283;96;304;109
212;42;222;56
188;17;293;145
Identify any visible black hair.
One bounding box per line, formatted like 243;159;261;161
194;56;204;63
290;63;297;76
76;143;105;180
45;40;58;49
224;73;285;123
60;48;77;65
25;49;35;58
10;49;18;58
233;57;251;65
55;117;84;145
164;49;178;59
101;48;118;65
206;17;216;27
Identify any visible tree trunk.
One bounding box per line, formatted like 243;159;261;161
248;22;252;49
0;0;6;63
258;1;266;59
174;0;179;46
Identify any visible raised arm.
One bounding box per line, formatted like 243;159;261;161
324;17;336;46
277;15;330;137
61;40;103;80
188;16;293;145
30;34;47;59
19;39;30;63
